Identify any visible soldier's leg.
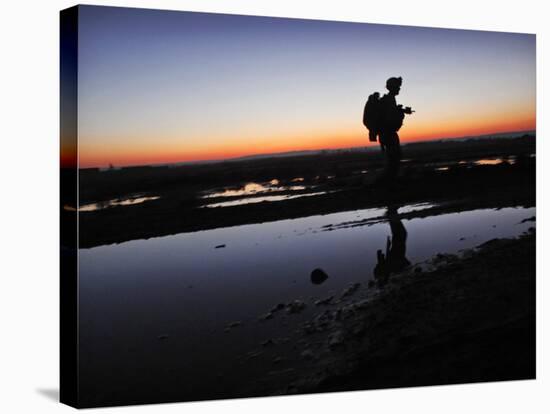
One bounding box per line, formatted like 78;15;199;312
385;133;401;180
393;138;402;177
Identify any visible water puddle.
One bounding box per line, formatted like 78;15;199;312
199;179;326;208
431;156;521;171
201;191;328;208
78;203;535;400
475;157;515;166
320;203;436;232
202;180;307;199
79;195;160;212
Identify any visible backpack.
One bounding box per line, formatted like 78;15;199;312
363;92;381;142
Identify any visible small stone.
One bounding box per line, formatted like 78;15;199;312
341;283;361;298
286;300;307;314
310;268;329;285
270;303;285;313
314;296;334;306
259;312;274;321
246;351;263;360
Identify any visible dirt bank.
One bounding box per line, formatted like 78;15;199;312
267;230;536;395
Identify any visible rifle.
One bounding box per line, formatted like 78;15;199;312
397;105;415;115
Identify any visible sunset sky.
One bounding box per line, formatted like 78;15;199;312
68;5;536;168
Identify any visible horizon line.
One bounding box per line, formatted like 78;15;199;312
76;128;536;170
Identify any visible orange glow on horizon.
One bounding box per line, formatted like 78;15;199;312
76;114;536;169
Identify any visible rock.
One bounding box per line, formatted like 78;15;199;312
310;268;329;285
246;350;263;360
414;262;434;273
273;357;285;365
314;296;334;306
432;253;457;264
286;300;307;314
341;282;361;298
340;304;358;317
270;303;285;313
259;312;274;321
261;339;275;347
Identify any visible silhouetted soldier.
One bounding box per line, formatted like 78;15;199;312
378;77;414;183
373;206;411;285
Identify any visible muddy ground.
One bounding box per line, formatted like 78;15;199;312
248;230;536;397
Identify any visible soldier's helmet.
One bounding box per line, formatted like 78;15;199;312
386;76;403;91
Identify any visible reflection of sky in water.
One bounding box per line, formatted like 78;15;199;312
200;179;321;207
78;205;535;400
427;153;536;171
202;180;306;199
319;203;435;231
475;158;516;166
79;195;160;212
475;159;503;165
398;203;434;214
431;156;526;171
201;191;327;208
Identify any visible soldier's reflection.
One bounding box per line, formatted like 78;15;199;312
373;206;411;284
